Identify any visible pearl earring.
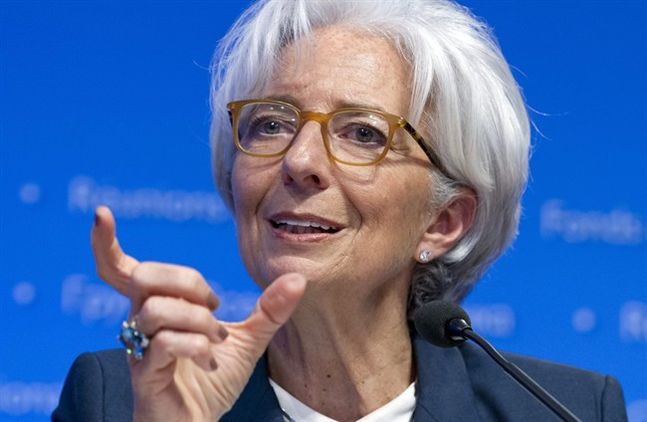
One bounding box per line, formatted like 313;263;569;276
419;250;432;263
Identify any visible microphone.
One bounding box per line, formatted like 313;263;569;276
414;300;582;422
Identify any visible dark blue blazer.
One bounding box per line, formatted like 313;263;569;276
53;335;627;421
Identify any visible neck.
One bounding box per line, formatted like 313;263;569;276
267;283;414;421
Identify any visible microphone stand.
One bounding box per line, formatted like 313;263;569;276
447;319;583;422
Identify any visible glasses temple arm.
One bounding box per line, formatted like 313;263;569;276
402;122;454;180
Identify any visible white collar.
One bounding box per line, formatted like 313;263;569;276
269;378;416;422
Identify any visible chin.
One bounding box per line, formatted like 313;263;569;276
253;255;331;287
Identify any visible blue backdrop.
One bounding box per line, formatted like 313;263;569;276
1;1;645;421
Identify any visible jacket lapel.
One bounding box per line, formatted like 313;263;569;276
220;355;284;422
223;335;481;422
413;335;482;421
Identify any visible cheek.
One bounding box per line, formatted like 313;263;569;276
353;170;432;243
231;157;268;217
354;191;392;230
231;158;269;283
352;168;429;217
231;158;266;253
231;158;249;210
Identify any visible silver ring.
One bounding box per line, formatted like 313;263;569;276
118;317;150;361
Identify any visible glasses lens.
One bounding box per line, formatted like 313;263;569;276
237;102;299;155
328;111;391;164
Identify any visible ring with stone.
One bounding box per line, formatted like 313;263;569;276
118;317;150;361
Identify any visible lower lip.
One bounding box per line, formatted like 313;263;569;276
269;223;340;243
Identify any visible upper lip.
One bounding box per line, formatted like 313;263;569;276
267;212;344;231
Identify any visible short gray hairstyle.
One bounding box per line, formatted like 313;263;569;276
210;0;530;314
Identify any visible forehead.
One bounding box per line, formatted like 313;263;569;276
265;26;411;114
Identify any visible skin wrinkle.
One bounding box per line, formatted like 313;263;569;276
211;0;528;306
230;26;470;420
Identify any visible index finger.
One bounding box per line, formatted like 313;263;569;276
128;262;220;313
91;205;139;296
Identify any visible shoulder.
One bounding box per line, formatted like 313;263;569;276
458;342;627;421
52;349;133;422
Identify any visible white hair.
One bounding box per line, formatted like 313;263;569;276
210;0;530;312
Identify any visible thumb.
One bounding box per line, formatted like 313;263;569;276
241;273;307;351
91;205;139;296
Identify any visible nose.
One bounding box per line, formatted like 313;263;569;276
281;120;331;191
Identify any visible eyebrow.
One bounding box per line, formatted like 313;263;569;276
265;94;299;105
262;95;390;114
336;99;388;113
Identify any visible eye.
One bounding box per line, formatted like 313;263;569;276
248;115;296;137
260;120;281;135
339;124;387;146
355;127;375;143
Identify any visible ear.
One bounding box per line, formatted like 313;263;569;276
416;189;477;263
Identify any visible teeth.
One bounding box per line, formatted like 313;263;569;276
276;219;334;230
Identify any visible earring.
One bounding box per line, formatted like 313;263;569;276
418;250;432;263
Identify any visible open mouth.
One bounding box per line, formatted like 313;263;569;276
270;219;341;235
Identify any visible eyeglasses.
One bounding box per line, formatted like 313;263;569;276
227;99;451;176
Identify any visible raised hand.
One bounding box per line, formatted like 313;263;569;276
91;206;306;421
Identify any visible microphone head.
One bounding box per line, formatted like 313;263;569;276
413;300;471;348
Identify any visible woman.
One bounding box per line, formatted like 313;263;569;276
54;0;627;421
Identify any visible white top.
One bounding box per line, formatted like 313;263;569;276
269;378;416;422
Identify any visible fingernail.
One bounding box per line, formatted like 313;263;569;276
218;325;229;340
209;358;218;370
207;292;219;310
